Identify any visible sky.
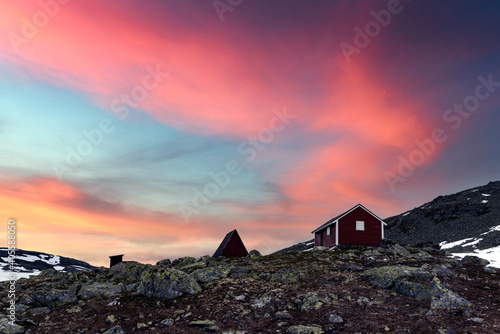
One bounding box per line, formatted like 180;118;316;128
1;0;499;267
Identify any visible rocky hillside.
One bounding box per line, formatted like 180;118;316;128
385;181;500;253
1;244;499;333
0;248;95;281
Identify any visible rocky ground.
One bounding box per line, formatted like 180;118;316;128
1;242;499;334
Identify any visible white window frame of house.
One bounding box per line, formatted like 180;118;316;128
327;226;331;235
356;220;365;231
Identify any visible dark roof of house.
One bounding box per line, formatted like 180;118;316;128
311;203;386;234
109;254;124;258
213;229;237;257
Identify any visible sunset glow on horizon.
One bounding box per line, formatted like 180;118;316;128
1;0;499;266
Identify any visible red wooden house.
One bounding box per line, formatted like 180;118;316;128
312;204;386;247
213;229;248;258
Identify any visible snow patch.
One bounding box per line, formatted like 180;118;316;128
481;200;488;204
482;193;491;197
440;238;475;249
402;212;410;216
453;245;500;269
471;189;478;192
481;224;500;235
461;239;482;248
0;269;41;281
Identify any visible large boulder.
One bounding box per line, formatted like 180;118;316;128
0;318;25;334
172;256;196;269
31;288;77;308
109;261;150;283
156;259;172;268
138;267;201;299
390;244;412;257
460;255;490;266
247;249;262;259
78;282;125;300
191;265;230;284
361;266;433;289
430;277;472;309
394;280;432;300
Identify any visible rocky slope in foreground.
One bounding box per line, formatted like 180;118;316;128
1;243;499;334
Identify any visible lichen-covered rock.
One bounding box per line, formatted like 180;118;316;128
247;249;262;259
460;255;490;266
328;314;343;323
364;249;381;256
343;264;364;272
0;318;25;334
274;310;293;319
179;262;208;273
172;256;196;269
229;266;251;278
431;277;471;309
437;329;456;334
430;265;457;278
30;307;50;316
31;288;77;308
361;265;433;288
270;268;300;283
394;280;432;300
78;282;125;300
390;244;412;257
109;261;150;283
251;296;272;309
158;318;174;327
156;259;172;267
188;320;219;332
296;292;329;311
38;268;70;281
66;305;82;313
103;325;126;334
287;325;324;334
106;315;118;324
191;265;230;284
484;266;498;274
412;250;433;260
138;267;201;299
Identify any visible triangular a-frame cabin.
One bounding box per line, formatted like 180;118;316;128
213;229;248;258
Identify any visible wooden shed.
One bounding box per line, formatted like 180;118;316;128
213;229;248;258
312;204;386;247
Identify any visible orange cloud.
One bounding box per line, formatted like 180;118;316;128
0;177;244;266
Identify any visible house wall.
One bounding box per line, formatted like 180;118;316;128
338;207;382;246
314;226;336;247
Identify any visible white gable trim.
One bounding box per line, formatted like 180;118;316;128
381;220;385;239
335;219;339;245
311;203;387;234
